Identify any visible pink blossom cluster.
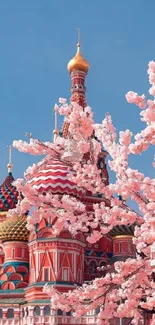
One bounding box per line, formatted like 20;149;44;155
125;91;146;109
11;62;155;324
148;61;155;96
44;258;152;324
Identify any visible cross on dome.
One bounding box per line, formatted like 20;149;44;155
7;145;13;173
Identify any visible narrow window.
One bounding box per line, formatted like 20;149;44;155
44;268;49;282
78;270;82;283
34;306;40;316
89;261;97;274
128;243;131;253
63;268;68;281
22;248;24;258
7;309;14;319
44;305;50;316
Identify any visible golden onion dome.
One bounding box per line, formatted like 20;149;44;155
67;43;90;74
0;215;29;242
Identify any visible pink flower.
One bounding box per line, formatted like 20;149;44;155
125;91;146;109
148;61;155;73
149;85;155;96
119;130;132;146
58;97;67;104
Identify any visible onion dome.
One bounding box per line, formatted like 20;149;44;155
0;215;28;242
28;159;85;198
110;196;135;237
0;172;18;212
109;224;134;237
67;43;90;74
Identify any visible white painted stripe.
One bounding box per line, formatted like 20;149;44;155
32;182;85;192
29;175;74;183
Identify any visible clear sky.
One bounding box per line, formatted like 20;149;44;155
0;0;154;184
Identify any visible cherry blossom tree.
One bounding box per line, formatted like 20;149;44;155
10;61;155;324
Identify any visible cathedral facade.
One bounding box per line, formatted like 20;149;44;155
0;42;147;325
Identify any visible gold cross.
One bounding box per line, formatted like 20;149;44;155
8;145;13;164
77;28;80;45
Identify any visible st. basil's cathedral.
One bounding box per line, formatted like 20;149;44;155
0;41;150;325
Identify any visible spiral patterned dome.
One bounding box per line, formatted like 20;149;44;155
0;172;18;212
28;159;85;198
0;215;28;242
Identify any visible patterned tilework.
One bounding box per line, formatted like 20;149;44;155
0;173;18;212
0;215;29;242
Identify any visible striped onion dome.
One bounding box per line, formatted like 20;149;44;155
0;172;18;212
28;159;85;198
0;215;29;242
109;224;134;237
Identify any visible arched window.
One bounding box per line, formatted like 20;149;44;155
25;307;28;317
7;309;14;319
66;311;71;316
1;282;15;290
0;309;2;318
84;260;87;273
96;307;100;314
34;306;40;316
100;261;105;268
12;249;15;258
58;309;63;315
44;305;50;316
89;261;97;274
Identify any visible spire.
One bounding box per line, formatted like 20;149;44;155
63;32;89;137
68;32;89;107
7;145;13;173
53;107;59;142
77;28;80;45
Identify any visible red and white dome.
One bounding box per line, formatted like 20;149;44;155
29;159;85;198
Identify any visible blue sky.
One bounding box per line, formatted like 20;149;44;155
0;0;155;184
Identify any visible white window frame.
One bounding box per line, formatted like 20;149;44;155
12;248;15;258
62;267;69;281
22;248;24;258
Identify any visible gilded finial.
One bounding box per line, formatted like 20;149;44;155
77;28;80;46
7;145;13;173
53;107;59;142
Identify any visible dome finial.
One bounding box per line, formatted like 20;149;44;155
53;107;59;142
7;145;13;173
77;28;80;47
